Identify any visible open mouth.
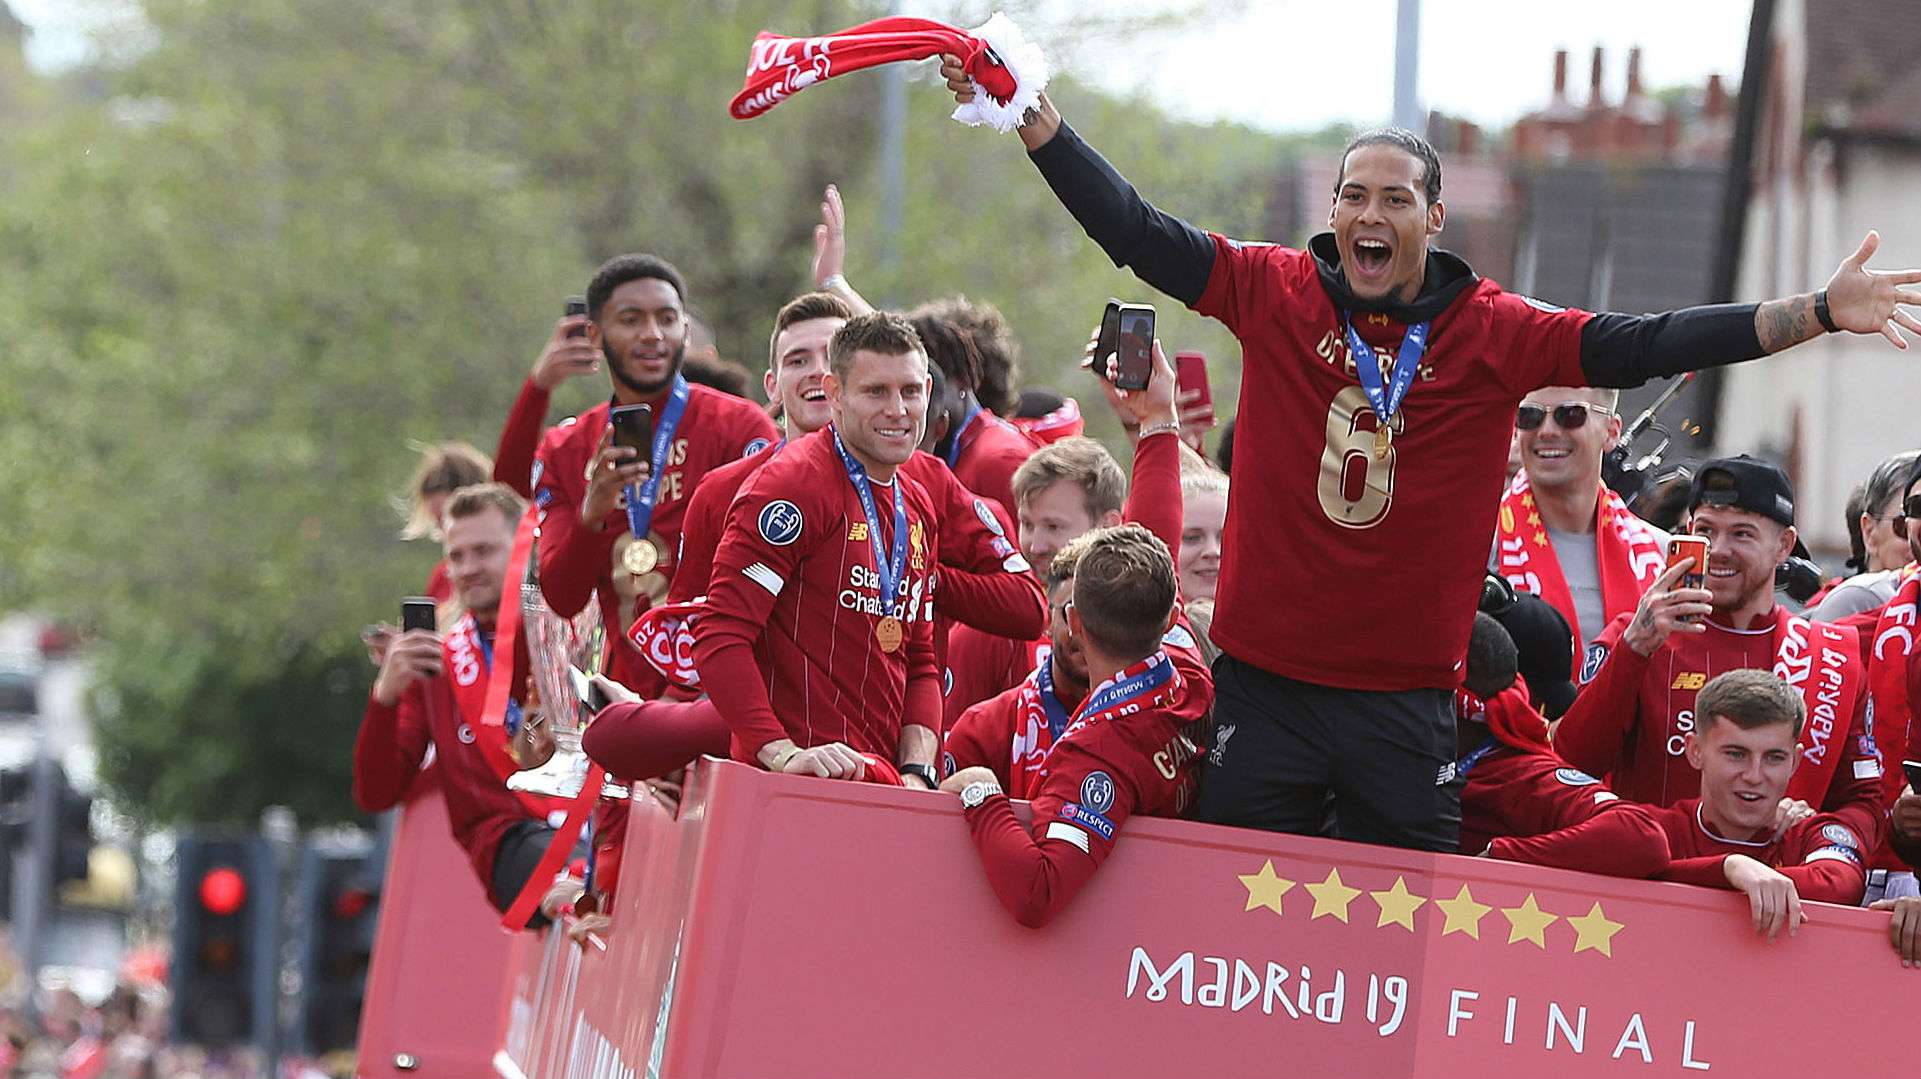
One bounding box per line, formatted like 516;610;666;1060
1352;237;1393;277
1530;446;1572;460
800;387;827;403
1733;791;1765;803
1707;565;1740;579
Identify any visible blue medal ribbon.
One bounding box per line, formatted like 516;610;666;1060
622;373;691;541
942;403;983;469
1454;736;1498;781
473;624;524;736
830;425;909;619
1034;658;1074;741
1341;314;1432;435
1070;651;1176;732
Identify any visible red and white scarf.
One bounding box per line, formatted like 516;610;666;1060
444;612;564;822
730;14;1047;133
1496;472;1666;657
1765;608;1870;804
628;598;705;689
1870;566;1920;800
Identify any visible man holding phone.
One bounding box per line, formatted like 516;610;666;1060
939;62;1921;853
1555;458;1882;818
353;484;582;926
531;254;779;694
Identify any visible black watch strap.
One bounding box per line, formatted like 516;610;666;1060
899;763;938;789
1814;289;1840;333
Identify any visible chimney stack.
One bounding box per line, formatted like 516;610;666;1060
1589;46;1606;108
1627;46;1645;97
1705;73;1729;117
1553;49;1569;97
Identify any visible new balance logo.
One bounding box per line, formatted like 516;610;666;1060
1670;672;1706;691
848;522;869;541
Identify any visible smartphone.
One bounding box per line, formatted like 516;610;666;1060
1174;350;1215;429
1095;301;1156;391
609;403;654;457
1666;536;1709;623
400;597;437;634
564;296;589;338
569;666;612;715
1903;760;1921;793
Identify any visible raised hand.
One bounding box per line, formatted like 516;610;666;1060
1622;558;1714;657
533;315;600;391
812;184;847;288
1824;230;1921;348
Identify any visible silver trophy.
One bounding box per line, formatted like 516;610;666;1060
509;578;629;801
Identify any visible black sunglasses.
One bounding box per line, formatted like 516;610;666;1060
1516;402;1615;431
1896;494;1921;537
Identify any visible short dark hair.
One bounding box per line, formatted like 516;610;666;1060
916;296;1020;415
827;312;925;381
586;254;687;319
907;312;983;394
1336;128;1442;205
1072;524;1177;659
683;355;755;400
768;292;853;370
1696;669;1804;738
1463;612;1519;700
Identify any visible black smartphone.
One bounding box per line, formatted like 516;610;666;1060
1095;301;1156;391
564;296;589;338
1904;760;1921;793
569;666;612;714
400;597;436;633
609;403;653;457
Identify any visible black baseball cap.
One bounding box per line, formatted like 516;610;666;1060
1492;593;1579;721
1688;454;1795;527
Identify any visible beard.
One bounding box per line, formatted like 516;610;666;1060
604;336;686;397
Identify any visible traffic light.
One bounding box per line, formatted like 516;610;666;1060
295;839;381;1054
172;835;277;1048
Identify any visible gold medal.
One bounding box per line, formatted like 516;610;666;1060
621;538;660;576
1373;423;1393;460
875;616;904;654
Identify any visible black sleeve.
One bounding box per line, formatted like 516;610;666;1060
1577;304;1763;389
1026;122;1217;307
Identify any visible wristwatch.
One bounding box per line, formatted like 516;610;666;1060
899;763;939;790
960;780;1003;809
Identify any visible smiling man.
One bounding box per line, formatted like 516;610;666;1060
1648;669;1885;938
940;62;1921;853
692;313;944;784
531;254;778;695
1494;387;1667;659
1555;456;1882;816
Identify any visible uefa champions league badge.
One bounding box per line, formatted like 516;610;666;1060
758;500;804;546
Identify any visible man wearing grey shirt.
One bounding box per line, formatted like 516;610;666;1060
1493;387;1668;668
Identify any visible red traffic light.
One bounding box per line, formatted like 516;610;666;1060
331;887;374;920
199;867;247;916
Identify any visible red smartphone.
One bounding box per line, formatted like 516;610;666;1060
1666;536;1709;623
1174;350;1215;429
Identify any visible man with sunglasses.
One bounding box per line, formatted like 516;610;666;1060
1496;388;1667;662
1554;456;1882;820
1868;460;1921;900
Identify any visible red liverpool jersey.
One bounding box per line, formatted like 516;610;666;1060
1651;797;1883;905
1554;608;1882;810
947;407;1035;520
961;632;1214;927
694;427;943;763
531;385;778;685
1191;237;1591;691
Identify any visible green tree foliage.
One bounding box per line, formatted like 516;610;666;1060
0;0;1339;825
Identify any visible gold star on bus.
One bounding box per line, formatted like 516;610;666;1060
1305;868;1362;922
1238;860;1296;917
1435;884;1492;939
1368;876;1427;932
1568;902;1625;957
1500;894;1559;948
